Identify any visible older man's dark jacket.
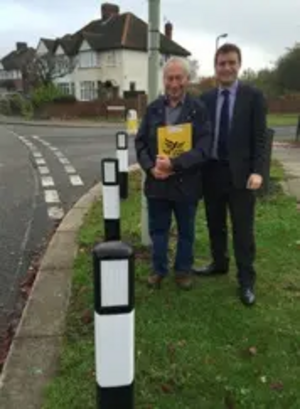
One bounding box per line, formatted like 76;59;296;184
134;93;211;202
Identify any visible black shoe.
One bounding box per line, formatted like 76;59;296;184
240;287;255;306
192;263;229;276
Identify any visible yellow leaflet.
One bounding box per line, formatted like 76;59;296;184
157;123;192;158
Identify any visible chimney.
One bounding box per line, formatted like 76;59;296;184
101;3;120;21
165;21;173;40
16;42;27;51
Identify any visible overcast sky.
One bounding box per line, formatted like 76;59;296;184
0;0;299;75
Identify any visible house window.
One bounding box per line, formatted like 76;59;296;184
79;51;99;68
80;81;97;101
107;51;116;66
57;82;71;95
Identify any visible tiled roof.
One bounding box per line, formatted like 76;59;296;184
122;13;190;56
2;7;191;71
1;47;35;71
40;38;57;53
50;11;191;57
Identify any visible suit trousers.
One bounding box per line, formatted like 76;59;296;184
202;160;256;288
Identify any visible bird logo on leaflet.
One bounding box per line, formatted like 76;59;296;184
158;122;192;158
163;138;185;157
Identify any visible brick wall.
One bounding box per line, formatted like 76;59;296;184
267;98;300;113
40;94;148;119
38;94;300;119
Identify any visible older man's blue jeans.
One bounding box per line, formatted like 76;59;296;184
147;198;197;276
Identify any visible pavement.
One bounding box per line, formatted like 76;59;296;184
273;142;300;202
272;125;298;141
0;115;297;138
0;122;135;347
0;115;124;129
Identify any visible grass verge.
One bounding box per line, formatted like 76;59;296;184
267;113;299;127
43;164;300;409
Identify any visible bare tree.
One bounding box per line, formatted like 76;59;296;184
23;53;77;88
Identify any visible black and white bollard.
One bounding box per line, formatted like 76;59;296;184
93;240;135;409
101;158;120;240
116;131;129;199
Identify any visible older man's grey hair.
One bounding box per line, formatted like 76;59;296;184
163;57;191;78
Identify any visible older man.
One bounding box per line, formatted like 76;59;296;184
135;57;211;290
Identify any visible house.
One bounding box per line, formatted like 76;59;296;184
35;2;191;100
0;43;35;94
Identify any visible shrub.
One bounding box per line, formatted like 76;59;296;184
31;84;65;108
0;98;12;115
21;99;33;119
9;93;24;115
3;93;34;118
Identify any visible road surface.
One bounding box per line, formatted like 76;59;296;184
273;125;297;141
0;123;136;341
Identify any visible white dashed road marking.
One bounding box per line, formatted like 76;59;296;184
38;166;50;175
32;135;84;187
36;158;46;165
58;157;70;165
41;176;55;187
64;165;76;174
14;132;64;220
47;206;64;220
69;175;84;186
44;190;60;203
33;152;42;158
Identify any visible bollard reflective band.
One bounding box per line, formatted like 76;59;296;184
116;131;128;149
115;132;129;200
101;158;121;240
93;241;134;315
101;158;119;186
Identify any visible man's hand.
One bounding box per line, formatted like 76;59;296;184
150;167;171;180
156;155;172;172
247;174;263;190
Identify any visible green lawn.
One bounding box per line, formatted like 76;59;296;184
267;113;299;127
43;166;300;409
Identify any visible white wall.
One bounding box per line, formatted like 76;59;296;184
36;40;48;55
70;46;124;99
49;41;186;100
121;50;177;95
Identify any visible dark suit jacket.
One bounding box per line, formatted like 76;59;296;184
200;82;267;189
135;93;211;202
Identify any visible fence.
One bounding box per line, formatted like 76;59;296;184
39;95;300;120
38;95;147;120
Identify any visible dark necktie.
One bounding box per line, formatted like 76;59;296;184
218;89;230;160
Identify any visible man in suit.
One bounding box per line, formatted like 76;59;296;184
193;43;267;306
135;57;211;290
